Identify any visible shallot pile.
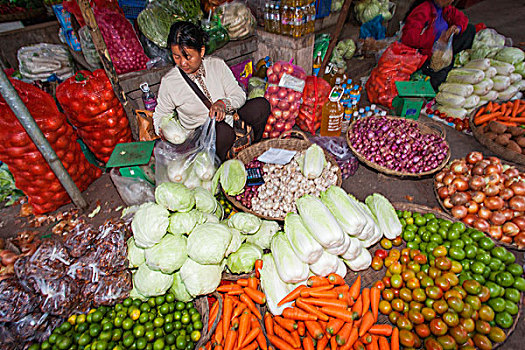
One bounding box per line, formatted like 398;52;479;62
435;151;525;247
348;117;449;174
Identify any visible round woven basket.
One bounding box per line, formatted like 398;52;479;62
195;292;223;349
224;130;342;221
469;110;525;166
345;115;451;178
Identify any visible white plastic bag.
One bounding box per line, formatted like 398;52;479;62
464;95;481;109
473;79;494;96
492;75;511;91
439;83;474;97
436;91;466;108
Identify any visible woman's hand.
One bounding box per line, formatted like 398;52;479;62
439;25;460;43
209;100;227;122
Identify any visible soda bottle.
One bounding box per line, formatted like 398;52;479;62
312;51;322;76
274;4;281;34
320;81;344;137
140;82;157;112
281;5;291;36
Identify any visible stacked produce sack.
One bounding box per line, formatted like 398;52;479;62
56;70;133;163
0;79;101;214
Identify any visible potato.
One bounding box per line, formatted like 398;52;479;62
485;132;498;141
508;126;525;137
488;121;508;134
516;136;525;148
495;133;512;146
507;140;522;153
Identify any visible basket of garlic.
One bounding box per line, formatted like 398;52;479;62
225;130;342;221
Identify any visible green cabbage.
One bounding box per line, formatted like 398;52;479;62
127;237;145;268
170;272;192;302
225;225;243;256
244;220;279;250
187;223;232;264
193;186;217;213
129;286;148;301
301;144;326;179
214;200;224;220
284;213;323;264
180;258;222;297
133;263;174;297
228;212;262;234
365;193;401;240
495;47;524;65
226;242;263;274
320;186;367;237
218;159;247;195
454;50;470;67
132;203;170;248
260;253;294;315
168;210;199;235
155;182;195;212
144;233;188;274
202;211;220;223
271;232;309;283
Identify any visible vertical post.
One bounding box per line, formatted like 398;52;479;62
76;0;139;139
0;70;88;210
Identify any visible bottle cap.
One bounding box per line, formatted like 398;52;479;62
140;82;150;92
365;106;370;111
335;77;342;85
371;104;376;109
359;108;364;113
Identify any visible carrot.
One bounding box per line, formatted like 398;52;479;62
339;291;350;304
238;311;251;347
368;325;393;337
360;334;372;345
274;323;298;348
346;328;359;349
328;273;345;285
233;303;247;319
243;341;259;350
237;279;249;287
231;317;239;330
254;259;263;279
309;291;340;299
308;276;330;287
224;329;237;350
349;276;361;302
223;296;234;336
240;293;262;319
474;106;485;118
353;318;362;329
333;285;350;294
321;307;355;323
370;287;380;322
504;117;525;123
351;296;362;317
297;321;305;337
227;290;245;296
330;335;338;350
377;336;389;350
335;322;353;345
265;312;274;335
390;328;399;350
279;285;307;306
497;121;517;126
282;307;318;321
316;335;329;350
301;285;334;297
361;289;370;317
256;329;268;350
248;277;258;290
217;284;243;293
303;336;315;350
474;112;502;125
353;340;365;350
274;316;298;332
302;298;348;309
209;299;220;329
358;312;375;337
291;331;301;349
215;320;224;345
486;101;493;113
305;320;325;340
326;318;345;335
296;298;330;321
214;345;222;350
517;104;525;115
244;287;266;305
501;104;507;116
268;334;296;350
367;336;378;350
319;321;328;336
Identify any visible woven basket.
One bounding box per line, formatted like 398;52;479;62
469;111;525;166
224;130;342;221
346;116;451;178
195;292;223;349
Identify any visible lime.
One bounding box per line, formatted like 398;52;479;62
153;339;166;350
176;335;187;349
112;328;123;342
57;336;72;350
133;324;146;338
159;304;170;315
89;324;102;337
166;334;176;345
153;317;165;328
78;332;91;346
122;318;134;331
155;296;165;305
136;337;148;350
175;302;186;311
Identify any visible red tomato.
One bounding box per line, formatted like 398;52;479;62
375;249;388;259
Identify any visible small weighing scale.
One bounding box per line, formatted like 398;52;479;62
392;81;436;120
106;141;155;183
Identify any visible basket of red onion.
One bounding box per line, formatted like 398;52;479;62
346;115;450;177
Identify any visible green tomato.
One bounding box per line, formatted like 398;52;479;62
496;272;515;288
504;288;521;304
513;277;525;292
448;247;466;261
478;237;495;251
506;263;524;277
495;311;513;329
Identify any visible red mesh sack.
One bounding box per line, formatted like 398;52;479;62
296;76;331;135
0;79;102;214
365;42;427;108
62;0;123;27
56;69;133;162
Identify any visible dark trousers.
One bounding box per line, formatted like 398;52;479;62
215;97;271;161
422;23;476;90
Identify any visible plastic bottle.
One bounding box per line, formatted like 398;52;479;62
264;3;271;32
140;82;157;112
292;7;303;38
307;3;315;34
320;82;344;137
274;4;281;34
281;5;291;36
268;3;275;33
312;51;322;76
341;84;353;121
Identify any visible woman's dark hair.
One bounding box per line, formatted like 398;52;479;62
167;21;209;58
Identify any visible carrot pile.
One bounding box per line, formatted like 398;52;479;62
265;274;399;350
202;275;268;350
473;100;525;126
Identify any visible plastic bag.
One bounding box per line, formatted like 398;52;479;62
436;91;466;108
310;136;359;179
202;16;230;54
82;269;132;306
438;83;474;97
0;277;37;322
155;118;219;188
492;75;511;91
473;78;494;96
230;60;253;91
446;68;485;84
78;27;102;69
63;221;98;258
94;7;149;74
247;77;267;99
297;76;331;135
35;277;79;315
430;34;454;72
17;43;74;81
217;1;256;40
110;168;155;206
138;31;173;66
359;15;385;40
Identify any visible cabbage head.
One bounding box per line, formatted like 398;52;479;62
133;263;174;297
160;115;190;145
168;211;199;235
219;159;247;195
515;61;525;78
228;212;262;234
193;151;216;181
193;186;217;213
129;286;148;301
495;47;524;65
180;258;222;297
224;225;243;256
132;203;170;248
365;193;401;239
144;233;187;274
214;200;224;220
127;237;145;268
244;220;279;249
170;272;192;302
226;243;263;274
155;182;195;212
187;223;232;264
301;144;326;179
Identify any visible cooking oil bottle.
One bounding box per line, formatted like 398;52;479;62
274;3;281;34
281;5;292;36
292;6;303;38
320;78;344;137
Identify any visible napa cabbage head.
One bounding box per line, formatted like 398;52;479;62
301;144;326;179
271;232;309;283
226;243;263;274
155;182;195;212
161;115;190;145
187;223;232;264
133;263;174;297
144;233;187;274
131;202;170;248
180;258;222;297
193;151;217;181
365;193;402;239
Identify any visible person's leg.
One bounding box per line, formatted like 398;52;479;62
215;121;235;162
236;97;271;142
452;23;476;55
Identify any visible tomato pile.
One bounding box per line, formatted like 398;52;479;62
57;70;133;163
0;79;101;214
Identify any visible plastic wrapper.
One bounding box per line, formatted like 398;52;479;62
202;17;230;54
18;238;72;284
464;58;491;71
296;76;332;135
216;1;256;40
110;168;155;206
473;78;494;96
34;276;79;315
438;83;474;97
492;75;511;91
498;85;519;101
94;7;149;74
0;277;37;322
230;60;252;91
81;269;132;306
17;43;74;82
63;221;98;258
12;312;48;342
446;68;485;84
310;136;359;179
464;94;481;109
78;26;102;69
436;105;468;119
470;28;507;59
247;77;266;100
366;42;426;108
138;31;172;66
430;34;454;72
436;91;466;108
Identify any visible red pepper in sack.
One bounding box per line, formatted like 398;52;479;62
56;70;133;162
0;79;102;214
365;42;427;108
297;76;331;134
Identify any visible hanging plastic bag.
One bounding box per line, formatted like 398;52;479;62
430;34;454;72
297;76;331;135
202;15;230;54
155;118;219;189
216;1;256;40
310;136;359;179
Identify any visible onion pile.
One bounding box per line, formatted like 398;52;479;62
235;160;262;209
348;117;449;174
435;151;525;247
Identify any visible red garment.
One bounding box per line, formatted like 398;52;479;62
401;1;469;57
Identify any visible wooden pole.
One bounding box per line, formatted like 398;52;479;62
320;0;353;75
76;0;138;140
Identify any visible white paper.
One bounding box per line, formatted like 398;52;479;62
258;148;297;165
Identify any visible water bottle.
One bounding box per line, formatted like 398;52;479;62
140;82;157;112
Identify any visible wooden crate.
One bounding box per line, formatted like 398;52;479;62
255;29;315;75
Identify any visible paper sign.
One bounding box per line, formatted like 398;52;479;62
257;148;297;165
